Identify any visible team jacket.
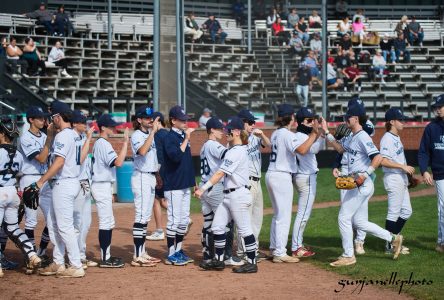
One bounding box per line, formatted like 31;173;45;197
418;118;444;180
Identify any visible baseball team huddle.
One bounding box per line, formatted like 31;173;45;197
0;94;443;278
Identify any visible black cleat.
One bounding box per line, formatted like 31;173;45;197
38;255;53;268
199;259;225;271
99;256;125;268
232;262;258;273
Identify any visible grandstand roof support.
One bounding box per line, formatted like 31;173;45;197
176;0;186;109
247;0;252;53
108;0;112;50
321;0;327;120
153;0;159;111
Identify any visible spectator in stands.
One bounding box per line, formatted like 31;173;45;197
335;49;351;72
292;62;312;107
185;13;203;43
47;41;71;78
232;0;245;27
338;33;352;54
272;17;290;46
309;10;322;29
335;0;348;20
352;17;367;47
199;108;212;128
310;32;322;57
274;1;287;20
394;33;411;63
202;14;228;44
380;33;396;64
407;16;424;47
6;37;28;77
353;9;367;23
289;30;304;58
53;5;74;37
267;8;280;28
22;37;46;76
372;49;386;84
304;50;320;79
342;61;362;92
287;8;299;29
395;15;409;42
295;17;309;45
0;37;6;57
327;57;343;90
25;2;54;36
337;17;351;38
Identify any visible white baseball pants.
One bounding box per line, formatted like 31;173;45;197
20;175;45;231
131;171;156;224
165;189;191;234
74;180;92;260
383;173;412;222
91;182;115;230
436;179;444;244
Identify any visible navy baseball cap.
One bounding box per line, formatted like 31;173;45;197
26;106;49;118
72;110;87;123
347;97;364;108
50;100;71;115
136;105;153;118
296;107;315;122
169;105;190;121
432;94;444;108
97;114;120;128
345;104;366;118
385;107;406;121
277;104;294;117
237;109;258;122
225;116;244;131
151;111;164;122
206;117;224;130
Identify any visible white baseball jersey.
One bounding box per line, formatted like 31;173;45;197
77;133;90;181
51;128;82;180
0;148;23;187
295;132;324;175
340;134;353;173
19;130;48;175
91;138;117;182
341;130;379;174
200;139;227;183
220;145;249;189
131;129;159;173
268;128;301;173
380;132;406;174
247;134;263;178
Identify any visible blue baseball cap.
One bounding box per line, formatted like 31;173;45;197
26;106;49;118
277;104;294;117
169;105;190;121
151;111;164;122
345;104;366;118
72;110;87;123
50;100;71;115
347;96;364;108
296;107;316;122
237;109;257;122
225;116;244;131
206;117;224;130
136;105;153;118
97;114;120;128
432;94;444;108
385;107;406;121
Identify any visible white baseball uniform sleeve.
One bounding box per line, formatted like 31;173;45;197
295;132;323;175
77;133;91;181
380;132;406;174
267;128;302;173
247;134;263;178
131;129;159;173
343;130;379;174
19;130;48;175
0;149;23;187
51;128;82;179
91;138;118;182
220;145;249;189
200;140;227;183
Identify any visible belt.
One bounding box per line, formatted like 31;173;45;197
137;170;157;175
223;185;251;194
249;176;260;182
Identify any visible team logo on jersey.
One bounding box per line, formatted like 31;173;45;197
55;141;64;150
394;142;399;148
223;159;233;167
366;142;375;149
435;135;444;150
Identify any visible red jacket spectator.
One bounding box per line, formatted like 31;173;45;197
272;21;285;35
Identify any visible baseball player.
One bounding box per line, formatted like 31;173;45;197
31;101;85;278
236;109;270;261
19;106;54;260
266;104;321;263
91;114;129;268
71;110;97;269
130;106;162;267
195;116;258;273
291;107;326;258
326;104;403;267
380;108;415;255
418;94;444;253
0;119;41;277
162;106;195;266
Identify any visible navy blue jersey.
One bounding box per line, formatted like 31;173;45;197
418;119;444;180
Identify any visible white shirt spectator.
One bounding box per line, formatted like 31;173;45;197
310;39;322;53
48;46;65;63
372;54;386;67
327;63;337;80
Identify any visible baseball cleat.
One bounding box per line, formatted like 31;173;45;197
56;266;85;278
292;246;316;258
25;255;42;274
272;254;300;263
164;253;188;266
99;256;125;268
199;259;225;271
435;244;444;253
81;259;99;269
391;234;403;260
224;256;245;266
354;241;366;255
39;262;66;276
232;262;258;274
38;255;53;268
146;230;165;241
142;252;162;263
176;250;194;263
0;256;19;270
131;256;157;267
330;256;356;267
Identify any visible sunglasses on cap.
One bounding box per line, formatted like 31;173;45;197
243;119;255;126
49;113;60;122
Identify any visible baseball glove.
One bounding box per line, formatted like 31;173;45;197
407;174;421;189
334;123;352;140
335;176;357;190
23;182;40;210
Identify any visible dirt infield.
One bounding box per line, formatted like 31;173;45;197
1;204;411;300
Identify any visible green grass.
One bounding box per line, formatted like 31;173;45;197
259;196;444;300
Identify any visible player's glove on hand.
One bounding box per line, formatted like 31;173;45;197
407;174;421;189
334;123;352;140
335;176;357;190
23;182;40;210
